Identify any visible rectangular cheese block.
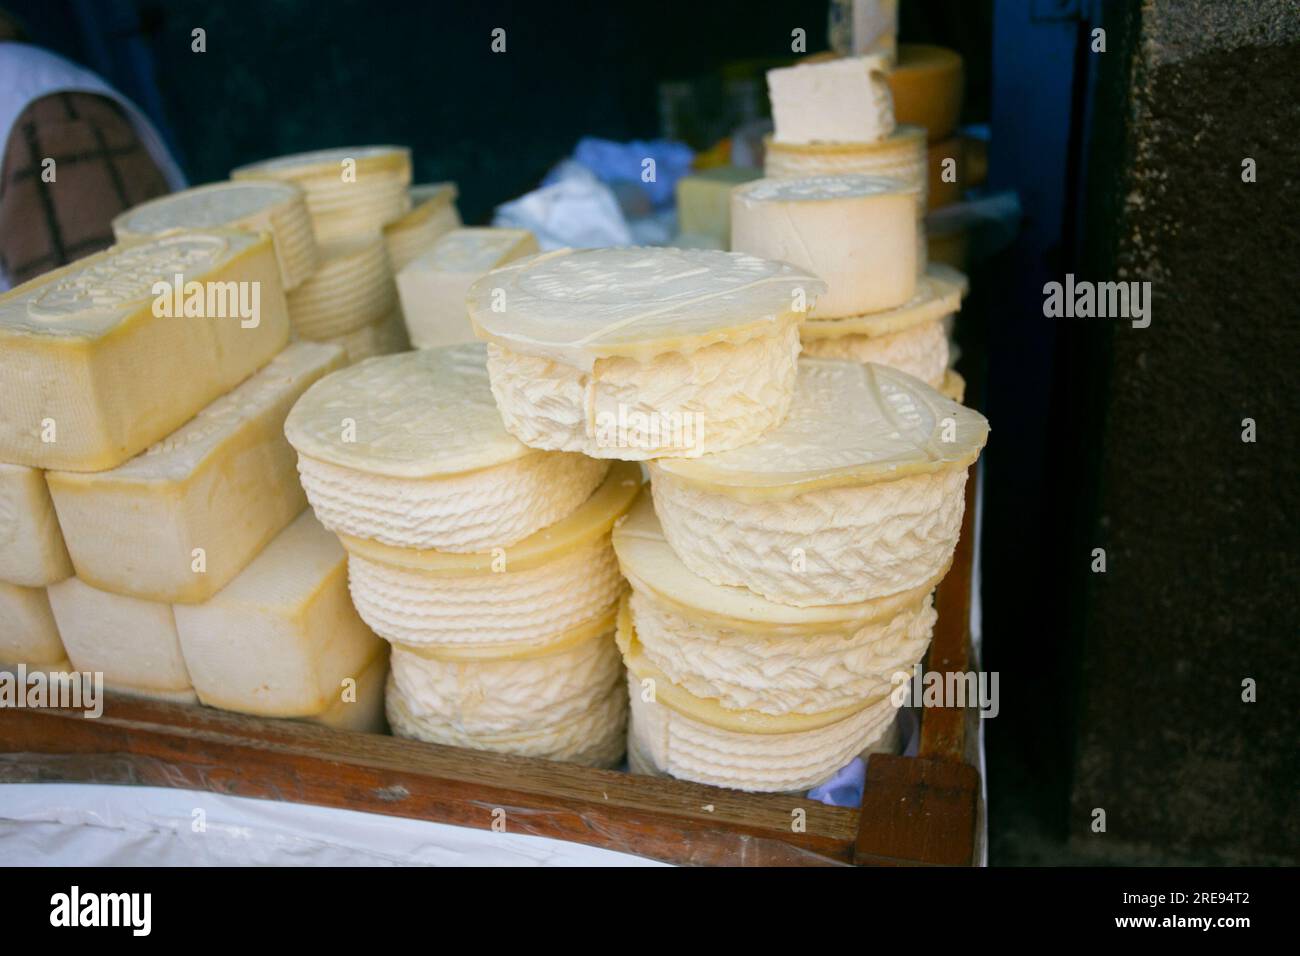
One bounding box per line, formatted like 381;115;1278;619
767;55;895;145
0;230;291;471
0;580;67;667
47;342;346;604
303;647;389;733
0;463;73;586
46;577;193;694
397;227;537;349
173;510;384;718
675;167;762;250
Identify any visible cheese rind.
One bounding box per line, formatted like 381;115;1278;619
731;174;918;317
323;307;410;365
0;231;291;471
0;464;72;586
383;182;462;272
46;577;192;693
767;55;895;145
799;264;963;340
0;581;66;666
800;317;949;387
47;342;345;604
287;236;395;339
172;510;384;717
397;227;537;349
112;180;320;290
886;44;964;143
763;125;926;200
303;646;389;733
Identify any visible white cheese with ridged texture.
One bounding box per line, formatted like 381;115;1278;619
112;180;320;290
396;227;537;349
0;231;291;471
767;55;895;145
469;247;823;458
0;464;72;586
285;344;609;551
46;577;193;695
47;342;345;604
386;613;626;767
172;510;384;718
800;317;949;387
339;461;640;647
731;174;918;318
0;581;66;667
649;360;988;605
232;146;412;242
613;492;939;716
287;236;395;339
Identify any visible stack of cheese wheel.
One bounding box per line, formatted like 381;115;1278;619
286;235;396;341
625;360;988;791
383;182;463;272
232;146;413;242
111;180;320;291
284;343;635;766
0;231;387;730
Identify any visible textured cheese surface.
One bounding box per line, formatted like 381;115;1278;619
348;536;623;647
324;307;410;365
287;236;394;339
651;358;987;496
468;246;824;367
800;317;949;387
626;672;899;792
764;126;927;197
303;646;389;733
767;55;895;145
47;577;192;693
386;627;627;766
397;228;537;349
0;231;290;471
0;581;66;665
652;464;968;606
800;263;963;340
675;167;763;248
732;174;917;318
285;344;530;478
383;182;462;272
0;463;72;586
111;180;320;290
172;510;383;717
485;321;801;459
47;342;345;604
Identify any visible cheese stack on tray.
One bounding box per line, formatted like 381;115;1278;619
736;54;969;403
0;230;386;730
284;344;634;766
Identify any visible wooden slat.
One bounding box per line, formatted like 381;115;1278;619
854;754;979;866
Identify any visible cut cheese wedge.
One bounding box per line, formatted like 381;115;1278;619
383;182;463;272
285;344;609;552
47;342;345;604
0;231;291;471
232;146;412;242
302;645;389;733
614;495;939;716
340;462;639;647
172;510;384;718
887;44;964;143
397;227;537;349
731;174;918;318
47;577;193;695
649;359;987;606
675;167;762;250
767;55;895;145
386;612;626;767
0;463;72;586
0;581;66;667
286;235;395;339
112;180;320;290
469;247;824;459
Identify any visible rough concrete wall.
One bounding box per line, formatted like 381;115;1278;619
1068;0;1300;863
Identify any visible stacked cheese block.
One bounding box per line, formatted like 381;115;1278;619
284;344;634;766
232;147;461;362
741;55;967;403
0;231;386;729
462;244;989;792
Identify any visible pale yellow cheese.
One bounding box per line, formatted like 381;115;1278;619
173;510;384;717
674;167;762;249
287;236;395;339
323;307;410;364
47;342;345;604
0;463;72;586
302;646;389;733
397;227;537;349
112;180;320;290
383;182;462;272
46;577;193;694
0;580;66;667
887;44;964;143
0;231;291;471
